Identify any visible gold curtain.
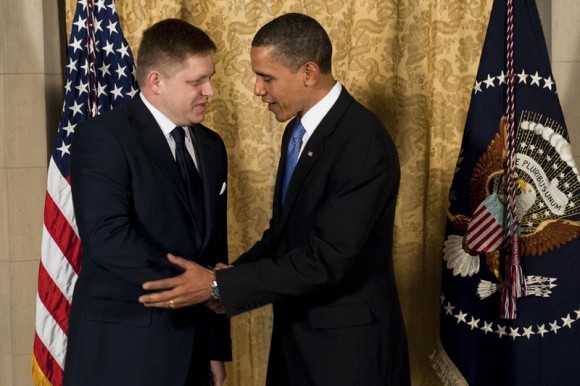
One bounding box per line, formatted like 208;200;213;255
65;1;492;384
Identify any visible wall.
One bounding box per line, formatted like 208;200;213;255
0;0;64;385
0;0;577;385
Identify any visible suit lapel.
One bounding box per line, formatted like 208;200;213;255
189;124;217;249
128;98;194;220
277;88;354;231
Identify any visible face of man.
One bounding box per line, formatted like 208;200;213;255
155;54;215;127
251;46;309;122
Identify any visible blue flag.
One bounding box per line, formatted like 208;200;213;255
432;0;580;385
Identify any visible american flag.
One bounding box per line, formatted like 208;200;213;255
32;1;138;384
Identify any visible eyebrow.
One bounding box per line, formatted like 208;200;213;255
255;71;274;78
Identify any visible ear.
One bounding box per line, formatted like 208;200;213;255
145;71;163;94
303;62;320;86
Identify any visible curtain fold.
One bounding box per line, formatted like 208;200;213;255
65;1;492;384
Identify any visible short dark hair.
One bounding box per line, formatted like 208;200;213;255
136;18;216;84
252;13;332;73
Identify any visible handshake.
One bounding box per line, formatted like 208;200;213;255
138;253;232;314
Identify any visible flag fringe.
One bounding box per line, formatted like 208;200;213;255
430;339;469;386
31;355;53;386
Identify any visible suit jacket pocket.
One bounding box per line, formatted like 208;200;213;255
309;303;372;330
85;296;152;327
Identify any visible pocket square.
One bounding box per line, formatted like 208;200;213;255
219;182;226;195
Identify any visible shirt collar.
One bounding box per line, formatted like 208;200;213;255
140;93;190;139
299;81;342;137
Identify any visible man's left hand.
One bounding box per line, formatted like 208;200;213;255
139;253;214;309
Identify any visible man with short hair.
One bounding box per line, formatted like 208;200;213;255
64;19;231;386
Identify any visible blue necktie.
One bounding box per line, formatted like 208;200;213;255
282;119;306;204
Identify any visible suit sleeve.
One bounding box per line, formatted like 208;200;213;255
217;121;400;316
71;120;178;286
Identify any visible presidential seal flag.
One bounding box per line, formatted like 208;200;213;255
32;1;138;385
432;0;580;385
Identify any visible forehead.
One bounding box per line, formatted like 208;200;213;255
250;46;293;75
170;53;215;78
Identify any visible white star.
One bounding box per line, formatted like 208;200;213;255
467;317;480;330
543;76;555;90
127;85;139;98
80;59;90;75
444;302;455;315
530;71;542;86
99;62;111;77
575;309;580;319
538;149;544;155
483;74;495;88
562;314;575;328
73;17;87;32
455;311;467;324
70;37;83;53
473;80;483;94
115;63;128;79
66;58;78;73
75;80;89;96
107;20;118;35
481;321;494;334
497;71;507;85
69;100;84;116
65;80;72;94
108;1;117;14
78;0;87;10
97;83;108;97
537;324;548;337
57;141;71;157
522;326;534;339
94;18;103;33
118;42;130;59
549;320;561;334
440;294;446;304
62;121;76;137
495;325;507;338
517;69;528;84
509;327;521;340
110;84;124;100
95;0;107;12
102;41;115;57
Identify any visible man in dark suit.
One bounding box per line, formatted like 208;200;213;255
140;13;410;385
63;19;231;386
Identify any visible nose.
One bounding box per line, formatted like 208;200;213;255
203;80;215;98
254;78;266;97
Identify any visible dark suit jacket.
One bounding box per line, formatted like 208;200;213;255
217;88;410;385
63;96;231;386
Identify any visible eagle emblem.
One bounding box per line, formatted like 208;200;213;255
444;112;580;298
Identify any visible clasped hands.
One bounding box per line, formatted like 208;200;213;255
138;253;229;314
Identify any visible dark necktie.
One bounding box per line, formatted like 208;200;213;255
282;119;306;204
171;127;205;234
